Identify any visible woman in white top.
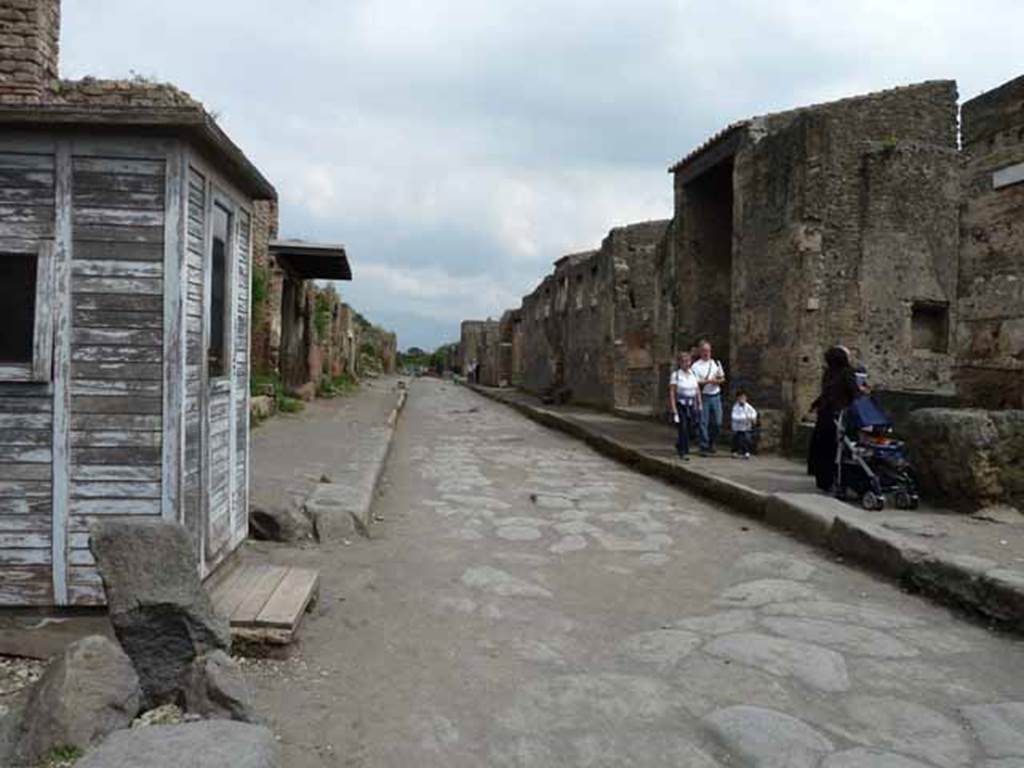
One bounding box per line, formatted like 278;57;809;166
669;352;702;461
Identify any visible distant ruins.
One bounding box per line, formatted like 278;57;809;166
465;76;1024;451
249;200;396;400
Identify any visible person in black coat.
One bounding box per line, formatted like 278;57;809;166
807;346;859;492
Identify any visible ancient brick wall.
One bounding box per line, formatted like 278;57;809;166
0;0;59;102
956;75;1024;409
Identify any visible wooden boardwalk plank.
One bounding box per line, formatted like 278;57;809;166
210;562;257;620
229;565;288;626
254;568;320;630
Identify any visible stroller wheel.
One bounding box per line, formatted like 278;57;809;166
895;491;916;510
861;491;885;511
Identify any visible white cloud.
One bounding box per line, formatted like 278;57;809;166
60;0;1024;349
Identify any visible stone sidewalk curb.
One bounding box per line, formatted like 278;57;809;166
466;383;1024;635
306;384;410;541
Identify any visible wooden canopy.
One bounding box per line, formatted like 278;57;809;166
270;240;351;280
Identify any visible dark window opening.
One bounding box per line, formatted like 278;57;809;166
911;302;949;353
0;254;37;363
208;204;231;376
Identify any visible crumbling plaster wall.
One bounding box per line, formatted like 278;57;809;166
957;75;1024;409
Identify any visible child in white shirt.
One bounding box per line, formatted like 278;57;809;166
731;389;758;459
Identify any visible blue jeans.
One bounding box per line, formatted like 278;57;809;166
675;398;697;457
700;393;723;451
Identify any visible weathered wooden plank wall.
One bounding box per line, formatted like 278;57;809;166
184;166;205;565
0;145;56;605
67;150;166;605
233;210;251;552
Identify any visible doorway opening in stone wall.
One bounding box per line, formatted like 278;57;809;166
683;157;734;373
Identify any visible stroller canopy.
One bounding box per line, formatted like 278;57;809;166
847;395;891;430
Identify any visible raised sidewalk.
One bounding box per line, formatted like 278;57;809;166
250;376;408;541
467;383;1024;634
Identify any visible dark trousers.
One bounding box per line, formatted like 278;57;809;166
675;399;696;457
732;430;753;455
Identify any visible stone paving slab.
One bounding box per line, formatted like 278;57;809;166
467;384;1024;633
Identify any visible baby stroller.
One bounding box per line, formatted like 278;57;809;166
834;396;919;511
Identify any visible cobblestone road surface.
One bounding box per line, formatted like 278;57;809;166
252;379;1024;767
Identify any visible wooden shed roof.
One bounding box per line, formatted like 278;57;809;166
269;239;351;280
0;102;276;200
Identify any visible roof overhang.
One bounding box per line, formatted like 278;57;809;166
270;240;351;280
668;121;749;184
0;104;276;200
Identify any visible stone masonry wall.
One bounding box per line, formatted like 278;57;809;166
498;309;523;386
608;220;670;409
0;0;59;102
957;75;1024;409
460;320;498;382
521;275;559;394
513;221;668;409
667;80;960;450
857;141;960;393
250;200;281;376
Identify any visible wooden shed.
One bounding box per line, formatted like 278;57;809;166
0;102;276;606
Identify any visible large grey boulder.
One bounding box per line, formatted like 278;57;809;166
90;519;231;708
250;503;313;543
183;650;257;723
10;635;141;766
76;720;279;768
904;408;1024;511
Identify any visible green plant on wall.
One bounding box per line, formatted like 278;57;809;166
250;265;269;333
314;292;331;343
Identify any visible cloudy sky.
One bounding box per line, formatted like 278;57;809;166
62;1;1022;350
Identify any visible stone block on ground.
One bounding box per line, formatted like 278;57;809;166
249;503;313;543
89;519;230;709
183;650;257;723
76;720;279;768
10;635;141;766
702;704;834;768
250;395;275;421
904;408;1024;511
290;381;317;402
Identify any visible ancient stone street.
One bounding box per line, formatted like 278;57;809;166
249;379;1024;767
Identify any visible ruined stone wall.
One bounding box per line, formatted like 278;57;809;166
0;0;59;102
607;220;669;409
521;276;559;394
957;75;1024;409
559;250;612;407
667;80;961;449
515;222;667;409
857;142;960;392
250;200;281;376
279;278;316;397
650;222;677;415
460;320;498;381
498;309;524;386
